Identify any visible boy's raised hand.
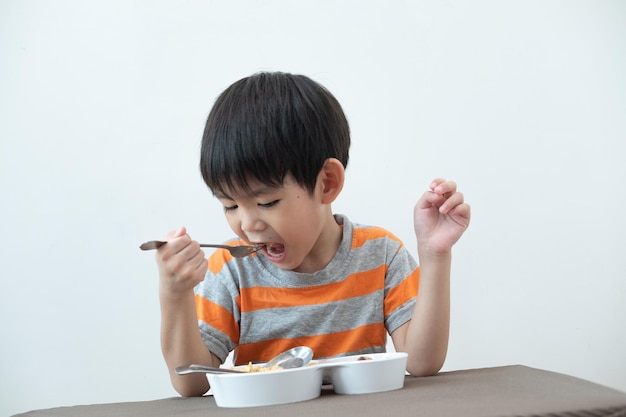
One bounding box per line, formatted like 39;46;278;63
156;227;207;297
413;178;471;256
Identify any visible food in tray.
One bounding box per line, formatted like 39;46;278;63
238;362;284;373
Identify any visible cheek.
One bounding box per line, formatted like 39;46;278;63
282;205;317;235
266;213;297;241
225;214;241;233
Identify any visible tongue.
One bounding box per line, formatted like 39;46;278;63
266;243;285;257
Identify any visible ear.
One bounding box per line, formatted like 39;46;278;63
318;158;345;204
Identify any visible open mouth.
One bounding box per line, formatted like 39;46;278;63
262;243;285;260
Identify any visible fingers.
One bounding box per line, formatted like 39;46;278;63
422;179;456;210
164;226;187;241
439;191;464;215
167;245;207;281
430;178;456;198
449;202;471;228
161;227;203;260
157;227;207;292
425;178;469;216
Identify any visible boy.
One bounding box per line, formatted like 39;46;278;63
155;72;470;397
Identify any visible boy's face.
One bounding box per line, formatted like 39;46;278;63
215;174;336;273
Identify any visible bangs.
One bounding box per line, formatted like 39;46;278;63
201;127;289;197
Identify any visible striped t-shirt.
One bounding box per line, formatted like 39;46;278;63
194;214;420;365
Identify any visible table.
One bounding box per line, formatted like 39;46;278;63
13;365;626;417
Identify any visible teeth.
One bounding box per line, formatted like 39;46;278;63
265;243;284;257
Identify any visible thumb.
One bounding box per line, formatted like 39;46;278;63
165;226;187;240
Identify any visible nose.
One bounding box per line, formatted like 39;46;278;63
240;209;265;234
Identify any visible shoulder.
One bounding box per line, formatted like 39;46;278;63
337;215;410;264
335;222;418;299
353;223;400;240
336;214;401;244
350;222;403;250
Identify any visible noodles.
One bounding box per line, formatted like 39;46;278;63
238;362;283;373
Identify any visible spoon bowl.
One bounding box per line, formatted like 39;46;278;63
264;346;313;369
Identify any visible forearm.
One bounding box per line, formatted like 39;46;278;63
399;252;451;376
401;177;468;375
160;289;217;396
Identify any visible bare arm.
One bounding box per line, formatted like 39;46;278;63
391;252;451;376
157;227;220;396
392;179;470;376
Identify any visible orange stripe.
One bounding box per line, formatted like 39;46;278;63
351;226;402;250
384;267;419;316
195;294;240;344
207;252;230;275
234;322;386;365
239;265;386;312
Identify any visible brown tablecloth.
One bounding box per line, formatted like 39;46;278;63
13;365;626;417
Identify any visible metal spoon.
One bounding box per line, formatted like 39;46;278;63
139;240;264;258
175;346;313;375
175;358;305;376
175;364;245;375
264;346;313;369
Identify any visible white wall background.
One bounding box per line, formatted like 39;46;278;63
1;1;625;415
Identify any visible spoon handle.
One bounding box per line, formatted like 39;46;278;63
175;364;243;375
139;240;241;250
139;240;263;258
139;241;238;251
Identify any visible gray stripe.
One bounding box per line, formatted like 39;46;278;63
239;290;385;343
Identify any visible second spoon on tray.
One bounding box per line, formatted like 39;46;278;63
175;346;314;375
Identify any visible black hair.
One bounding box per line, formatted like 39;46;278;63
200;72;350;196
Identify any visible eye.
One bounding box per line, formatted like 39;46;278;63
223;204;238;212
258;200;279;209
